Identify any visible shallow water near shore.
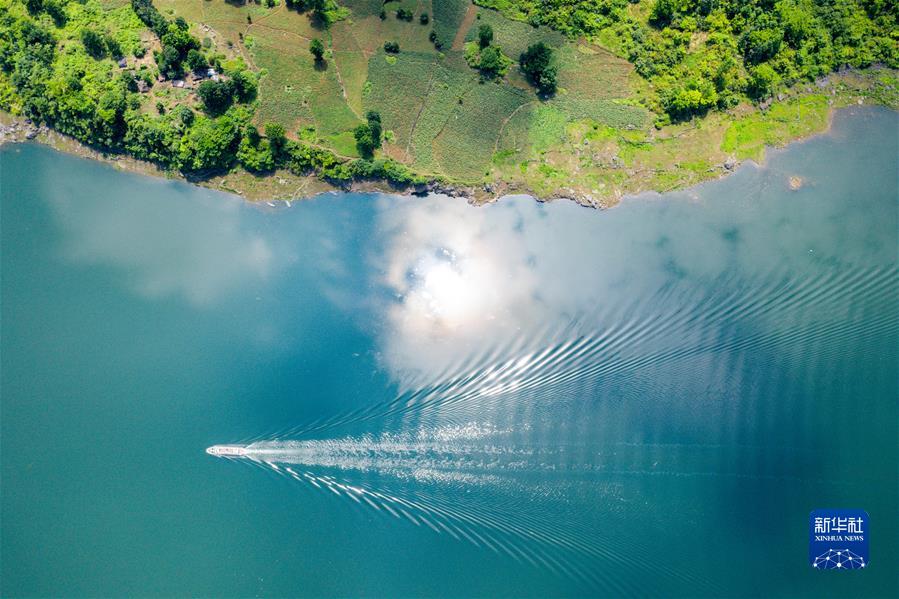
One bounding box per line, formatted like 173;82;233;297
2;107;897;597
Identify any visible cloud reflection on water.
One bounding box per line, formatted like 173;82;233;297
44;177;276;306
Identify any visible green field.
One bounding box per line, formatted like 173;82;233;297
142;0;662;184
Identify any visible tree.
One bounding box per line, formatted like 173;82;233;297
157;45;183;79
238;135;275;172
25;0;43;15
478;24;493;48
175;105;194;126
81;29;107;59
536;65;558;95
178;112;241;172
265;122;287;155
354;123;376;157
479;45;503;76
44;0;67;27
228;70;257;102
309;38;325;61
741;25;783;64
748;63;780;99
519;42;557;95
197;80;233;115
384;41;400;53
420;13;429;25
105;35;122;59
186;49;207;72
365;111;382;149
649;0;678;27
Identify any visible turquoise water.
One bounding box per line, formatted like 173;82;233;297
1;107;897;597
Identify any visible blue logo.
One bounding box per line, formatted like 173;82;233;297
809;509;868;570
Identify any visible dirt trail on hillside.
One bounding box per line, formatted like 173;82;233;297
451;4;478;51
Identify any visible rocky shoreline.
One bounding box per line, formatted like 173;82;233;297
0;119;49;144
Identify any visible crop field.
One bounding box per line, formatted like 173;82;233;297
364;51;439;156
431;0;469;49
155;0;669;193
433;77;531;180
462;8;562;61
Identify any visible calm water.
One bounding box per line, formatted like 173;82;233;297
2;107;897;597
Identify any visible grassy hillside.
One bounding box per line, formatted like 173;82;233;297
1;0;897;204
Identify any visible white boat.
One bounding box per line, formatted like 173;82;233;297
206;444;248;457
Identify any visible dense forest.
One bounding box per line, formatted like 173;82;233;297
477;0;898;122
0;0;896;184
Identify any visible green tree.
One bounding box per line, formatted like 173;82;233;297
105;35;122;59
479;45;503;76
238;135;275;172
186;49;207;72
354;123;376;157
365;111;382;149
478;24;493;48
197;80;233;114
157;45;183;79
176;105;195;126
747;63;780;99
519;42;557;95
265;122;287;155
81;29;107;59
741;26;783;64
228;70;257;102
310;38;325;61
178;112;242;172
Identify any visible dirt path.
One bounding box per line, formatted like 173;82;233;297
451;4;478;51
494;100;535;153
404;71;439;160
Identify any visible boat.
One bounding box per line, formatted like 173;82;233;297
206;444;248;457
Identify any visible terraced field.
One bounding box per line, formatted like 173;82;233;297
152;0;660;194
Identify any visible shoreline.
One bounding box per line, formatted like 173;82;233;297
1;69;895;209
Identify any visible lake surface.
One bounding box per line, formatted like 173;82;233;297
1;107;897;597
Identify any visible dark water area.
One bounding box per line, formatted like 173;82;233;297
1;107;897;597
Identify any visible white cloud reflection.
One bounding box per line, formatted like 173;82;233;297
45;178;275;306
371;195;627;390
